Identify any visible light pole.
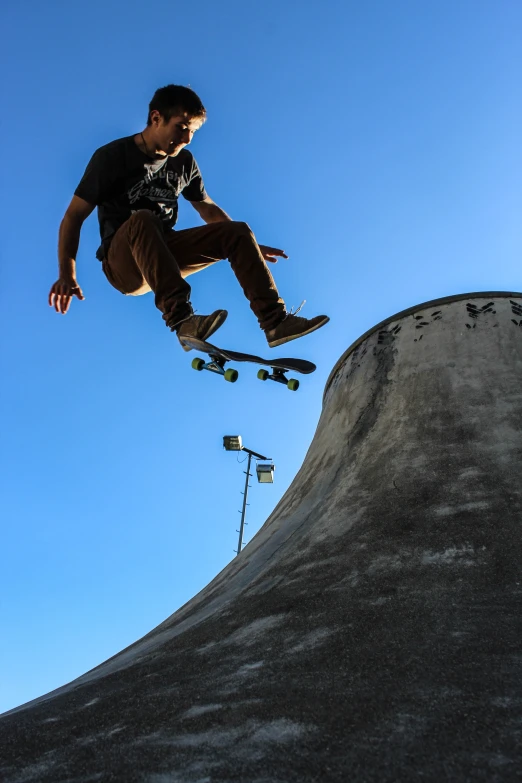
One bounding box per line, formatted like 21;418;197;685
223;436;275;555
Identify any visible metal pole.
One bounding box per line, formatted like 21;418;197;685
237;451;252;555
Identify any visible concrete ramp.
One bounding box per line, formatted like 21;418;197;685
2;291;522;782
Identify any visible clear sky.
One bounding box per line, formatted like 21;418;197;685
1;0;521;715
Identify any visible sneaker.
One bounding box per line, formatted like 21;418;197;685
176;309;228;351
265;313;330;348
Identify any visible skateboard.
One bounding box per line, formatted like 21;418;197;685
180;337;316;391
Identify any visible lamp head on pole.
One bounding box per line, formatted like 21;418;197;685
256;462;275;483
223;435;243;451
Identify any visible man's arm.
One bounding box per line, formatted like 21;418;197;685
190;195;232;223
49;195;95;314
190;196;289;263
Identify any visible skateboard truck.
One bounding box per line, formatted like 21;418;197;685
191;353;239;383
257;368;299;391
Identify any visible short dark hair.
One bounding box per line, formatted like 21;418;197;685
147;85;206;125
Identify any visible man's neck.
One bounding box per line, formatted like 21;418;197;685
135;129;166;159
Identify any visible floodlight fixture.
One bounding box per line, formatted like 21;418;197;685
223;435;243;451
256;462;275;484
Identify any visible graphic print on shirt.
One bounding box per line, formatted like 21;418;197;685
127;158;184;222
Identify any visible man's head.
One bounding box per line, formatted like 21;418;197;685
147;84;206;126
147;84;206;156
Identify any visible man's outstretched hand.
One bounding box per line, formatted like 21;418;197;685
48;277;85;314
259;245;289;264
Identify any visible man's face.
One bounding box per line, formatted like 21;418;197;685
150;110;204;156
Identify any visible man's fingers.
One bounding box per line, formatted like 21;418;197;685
264;247;288;258
49;280;84;313
49;284;63;311
259;246;288;264
56;288;66;313
54;287;69;314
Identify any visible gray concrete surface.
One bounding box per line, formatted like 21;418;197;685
1;291;522;783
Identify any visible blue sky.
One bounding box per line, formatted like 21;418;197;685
1;0;520;714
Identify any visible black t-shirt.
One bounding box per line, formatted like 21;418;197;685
74;135;207;259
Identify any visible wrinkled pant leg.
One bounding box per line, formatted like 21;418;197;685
165;221;286;331
103;210;192;327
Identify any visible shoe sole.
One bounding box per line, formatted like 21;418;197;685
180;310;228;352
267;316;330;348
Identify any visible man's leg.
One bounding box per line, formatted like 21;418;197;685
103;210;194;328
166;221;329;347
104;214;328;348
165;221;286;331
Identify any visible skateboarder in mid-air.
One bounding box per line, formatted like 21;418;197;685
49;84;329;350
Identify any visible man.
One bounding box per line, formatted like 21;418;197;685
49;84;329;350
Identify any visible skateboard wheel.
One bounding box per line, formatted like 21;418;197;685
224;368;239;383
287;379;300;391
192;358;205;371
257;369;269;381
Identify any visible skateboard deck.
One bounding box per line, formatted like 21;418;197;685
180;337;316;391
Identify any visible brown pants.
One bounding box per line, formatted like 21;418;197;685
102;210;286;331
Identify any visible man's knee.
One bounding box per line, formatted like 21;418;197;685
225;221;256;244
226;220;252;236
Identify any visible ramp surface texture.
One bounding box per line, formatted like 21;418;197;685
1;292;522;782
